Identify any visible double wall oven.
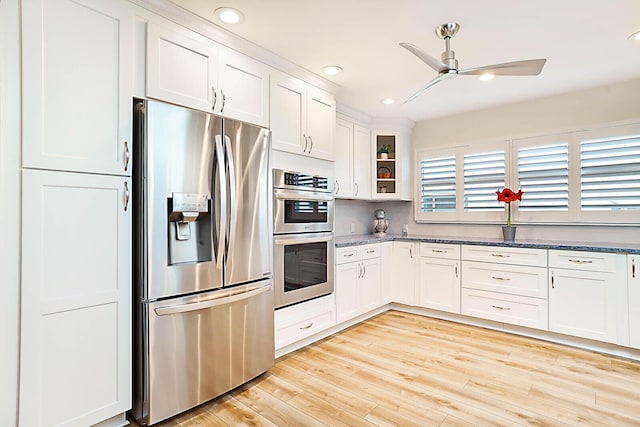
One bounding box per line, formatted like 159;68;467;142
273;169;335;309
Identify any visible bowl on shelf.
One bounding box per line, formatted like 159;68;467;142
377;166;392;179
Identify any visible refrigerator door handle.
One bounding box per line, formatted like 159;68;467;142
154;283;272;316
224;135;237;264
214;134;227;269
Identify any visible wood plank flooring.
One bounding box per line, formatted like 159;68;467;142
131;310;640;426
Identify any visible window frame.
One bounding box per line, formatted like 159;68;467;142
415;121;640;225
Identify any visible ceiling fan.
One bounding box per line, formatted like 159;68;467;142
400;22;546;103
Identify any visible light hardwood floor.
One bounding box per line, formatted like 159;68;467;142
131;310;640;426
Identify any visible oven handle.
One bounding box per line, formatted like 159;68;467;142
274;188;334;202
274;233;334;246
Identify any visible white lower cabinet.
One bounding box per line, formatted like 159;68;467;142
275;294;336;350
549;250;627;345
391;242;416;305
461;245;548;330
336;244;381;323
379;242;394;304
20;169;131;427
417;243;461;313
629;255;640;349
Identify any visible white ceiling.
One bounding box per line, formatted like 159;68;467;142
169;0;640;122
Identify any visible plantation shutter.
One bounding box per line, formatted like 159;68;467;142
518;143;569;211
463;150;505;212
420;156;456;212
580;135;640;211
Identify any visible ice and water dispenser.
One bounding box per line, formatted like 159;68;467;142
167;192;212;265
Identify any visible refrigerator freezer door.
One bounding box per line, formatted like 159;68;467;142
222;119;273;286
143;281;274;425
144;100;223;300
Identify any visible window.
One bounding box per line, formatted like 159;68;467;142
463;150;504;212
420;155;456;212
580;135;640;211
416;122;640;225
518;143;569;211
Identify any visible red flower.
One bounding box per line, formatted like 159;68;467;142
496;188;523;203
496;188;523;227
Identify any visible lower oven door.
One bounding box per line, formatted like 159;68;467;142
274;231;334;309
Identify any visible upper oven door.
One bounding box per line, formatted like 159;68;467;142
274;188;334;234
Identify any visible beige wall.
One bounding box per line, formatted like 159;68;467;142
413;78;640;149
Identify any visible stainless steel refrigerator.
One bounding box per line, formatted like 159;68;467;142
130;99;274;425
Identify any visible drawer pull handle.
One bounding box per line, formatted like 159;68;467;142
299;322;313;330
491;276;511;281
492;305;511;311
492;254;510;258
568;259;593;264
432;249;445;253
366;250;375;254
344;253;355;257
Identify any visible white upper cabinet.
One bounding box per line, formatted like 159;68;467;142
270;70;335;161
22;0;133;176
146;21;270;127
334;117;371;199
372;128;412;200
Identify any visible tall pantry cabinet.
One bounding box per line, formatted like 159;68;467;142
20;0;132;426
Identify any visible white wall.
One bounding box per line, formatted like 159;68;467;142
343;79;640;244
0;0;21;424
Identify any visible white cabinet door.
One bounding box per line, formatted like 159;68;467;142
549;268;620;344
336;263;360;323
22;0;132;176
217;47;270;127
306;87;335;161
353;124;372;199
334;118;353;198
270;71;306;155
379;242;394;304
392;242;416;305
20;169;131;427
359;258;381;313
147;21;218;113
629;255;640;348
418;257;461;313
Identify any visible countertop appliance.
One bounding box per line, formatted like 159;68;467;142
273;169;334;309
373;208;389;235
131;99;274;425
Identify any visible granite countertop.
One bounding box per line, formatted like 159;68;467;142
334;233;640;254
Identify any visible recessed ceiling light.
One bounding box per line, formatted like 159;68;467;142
629;31;640;41
214;7;244;24
322;65;343;76
382;98;396;105
479;73;495;81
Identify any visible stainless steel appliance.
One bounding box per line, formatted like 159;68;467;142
131;99;274;425
373;208;389;235
273;169;335;309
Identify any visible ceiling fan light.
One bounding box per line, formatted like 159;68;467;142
322;65;343;76
479;73;495;81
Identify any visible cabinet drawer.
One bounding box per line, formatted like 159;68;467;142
462;245;547;267
335;243;379;264
420;243;460;259
275;294;336;349
336;247;359;264
461;289;548;330
549;250;618;273
462;261;547;299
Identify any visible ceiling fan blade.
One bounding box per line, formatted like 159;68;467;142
399;42;447;73
458;58;546;76
403;75;445;104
